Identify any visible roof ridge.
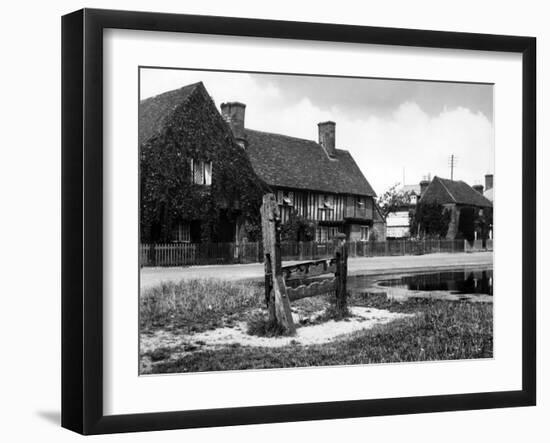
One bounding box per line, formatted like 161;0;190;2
140;81;203;104
245;128;351;155
245;128;319;145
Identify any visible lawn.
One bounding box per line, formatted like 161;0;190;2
140;279;493;374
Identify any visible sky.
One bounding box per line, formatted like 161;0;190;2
140;68;494;196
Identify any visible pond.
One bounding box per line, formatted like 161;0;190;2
348;268;493;296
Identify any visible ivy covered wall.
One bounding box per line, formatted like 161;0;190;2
140;83;268;243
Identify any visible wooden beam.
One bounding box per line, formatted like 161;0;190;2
334;233;348;314
282;258;336;280
261;194;295;334
287;278;336;301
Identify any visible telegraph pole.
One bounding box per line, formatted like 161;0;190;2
448;155;457;181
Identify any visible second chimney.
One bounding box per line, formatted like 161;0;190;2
472;184;484;194
485;174;493;191
318;121;336;157
221;102;247;148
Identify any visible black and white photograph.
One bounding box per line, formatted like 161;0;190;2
138;68;494;375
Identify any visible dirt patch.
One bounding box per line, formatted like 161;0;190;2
140;307;414;356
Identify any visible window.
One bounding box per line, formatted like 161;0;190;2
190;159;212;185
360;225;370;241
204;161;212;185
318;194;335;220
173;223;191;243
410;194;417;204
316;226;340;242
356;196;364;208
282;191;294;206
323;194;334;209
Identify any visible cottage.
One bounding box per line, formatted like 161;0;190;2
221;102;385;242
419;176;493;240
140;81;384;245
139;82;266;244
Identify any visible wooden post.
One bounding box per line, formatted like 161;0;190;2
334;233;348;315
261;194;295;334
263;254;276;322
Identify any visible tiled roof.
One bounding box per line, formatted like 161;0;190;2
139;82;203;146
420;176;492;207
245;129;376;197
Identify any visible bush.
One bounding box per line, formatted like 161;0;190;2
411;203;451;238
458;206;476;242
280;212;316;242
246;314;289;337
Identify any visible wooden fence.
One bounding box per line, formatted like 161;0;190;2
140;238;489;267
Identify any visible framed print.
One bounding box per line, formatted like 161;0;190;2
61;8;536;435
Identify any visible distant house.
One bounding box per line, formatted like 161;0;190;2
385;180;430;239
139;82;266;244
221;102;385;242
419;176;493;240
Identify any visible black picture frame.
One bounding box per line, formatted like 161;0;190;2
62;8;536;435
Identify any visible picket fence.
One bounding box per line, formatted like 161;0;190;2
140;238;492;267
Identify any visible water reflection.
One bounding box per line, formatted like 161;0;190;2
349;269;493;296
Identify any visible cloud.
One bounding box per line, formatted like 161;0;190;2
251;74;494;122
342;103;494;193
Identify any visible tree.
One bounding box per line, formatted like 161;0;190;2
377;183;413;218
410;202;451;238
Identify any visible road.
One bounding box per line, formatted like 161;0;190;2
140;251;493;289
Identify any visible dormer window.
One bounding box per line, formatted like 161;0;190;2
190;159;212;185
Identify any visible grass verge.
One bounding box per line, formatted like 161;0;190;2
150;297;493;373
140;278;264;334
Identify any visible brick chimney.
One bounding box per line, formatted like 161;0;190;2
419;179;430;196
472;184;484;194
318;121;336;157
485;174;493;191
221;102;247;148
